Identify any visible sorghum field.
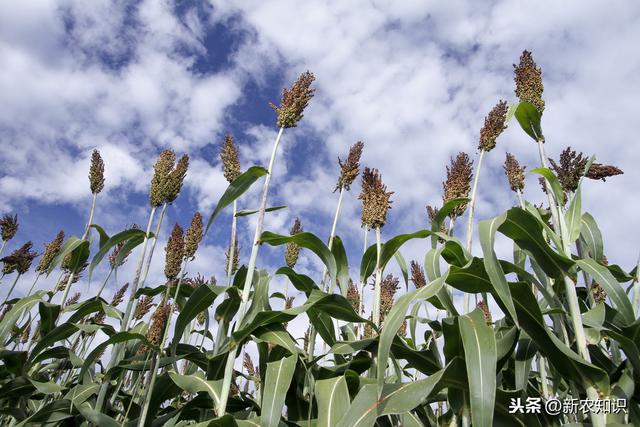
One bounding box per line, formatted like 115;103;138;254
0;51;638;427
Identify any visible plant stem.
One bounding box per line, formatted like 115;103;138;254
321;187;345;291
371;227;383;327
465;149;485;254
96;205;157;413
358;227;368;339
0;240;6;259
83;193;98;240
214;200;238;356
516;189;525;209
634;253;640;317
2;274;21;305
217;126;284;416
138;260;190;427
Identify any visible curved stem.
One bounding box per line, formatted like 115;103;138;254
214;201;238;356
217;127;284;416
82;193;98;240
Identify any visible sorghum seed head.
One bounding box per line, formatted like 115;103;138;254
36;230;64;273
398;320;407;337
243;353;256;377
164;154;189;204
335;141;364;192
548;147;588;194
225;237;240;275
283;296;295;328
378;274;400;323
363;314;374;338
20;323;31;344
138;302;171;354
89;149;105;194
164;223;184;281
359;167;393;229
185;273;208;288
514;50;545;113
65;292;81;306
270;71;316;129
284;218;303;268
150;150;176;207
477;300;492;325
410;261;426;289
196;309;207;325
585;163;624;182
503;153;526;193
346;279;360;313
442;153;473;219
111;283;129;307
220;134;242;183
134;296;154;320
109;224;140;268
478;100;508;152
0;214;18;242
184;212;203;259
1;241;37;275
591;281;607;305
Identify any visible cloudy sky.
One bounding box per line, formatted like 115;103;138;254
1;1;639;320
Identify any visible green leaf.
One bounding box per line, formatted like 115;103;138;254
47;236;83;275
514;101;543;141
510;281;609;393
79;332;151;381
29;323;79;361
88;228;147;277
64;383;100;405
478;215;518;325
205;166;268;234
459;309;497;427
28;378;64;394
530;168;565;207
89;224;110;249
565;186;582;243
576;259;635;325
38;302;61;337
260;354;297;427
361;230;434;284
171;284;226;356
315;376;350;427
260;231;337;289
331;236;350;296
169;371;223;408
0;291;45;343
254;324;300;355
498;208;574;278
394;250;409;291
580;212;604;261
446;257;492;293
235;205;287;217
377;274;447;394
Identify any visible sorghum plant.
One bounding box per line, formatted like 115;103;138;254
0;53;637;427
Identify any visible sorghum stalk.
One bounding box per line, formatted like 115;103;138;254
633;254;640;317
358;228;368;339
0;241;6;260
2;274;21;305
95;205;157;412
321;187;345;291
371;227;383;327
217;126;284;416
138;260;189;427
463;150;484;313
213;200;238;355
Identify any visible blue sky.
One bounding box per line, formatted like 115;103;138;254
1;1;639;317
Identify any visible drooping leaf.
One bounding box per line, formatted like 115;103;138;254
0;291;45;343
315;376;350;427
205;166;269;234
169;371;223;408
514;101;543;141
235;205;287;217
564;186;582;243
89;228;146;276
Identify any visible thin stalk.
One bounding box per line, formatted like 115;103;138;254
536;141;562;236
83;193;98;240
371;227;383;327
358;228;368;339
465;149;485;253
516;189;525;209
217;127;284;416
448;217;456;236
634;253;640;317
0;240;6;259
321;187;345;290
26;273;41;296
2;274;21;305
137;260;190;427
214;201;238;356
96;205;157;413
